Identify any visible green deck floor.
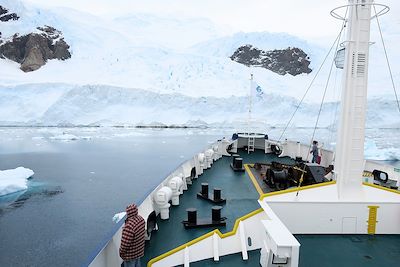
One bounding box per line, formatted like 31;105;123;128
296;234;400;267
143;150;282;265
190;235;400;267
142;149;400;267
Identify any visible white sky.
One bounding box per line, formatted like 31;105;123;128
24;0;400;46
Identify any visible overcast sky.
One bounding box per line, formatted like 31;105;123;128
25;0;400;46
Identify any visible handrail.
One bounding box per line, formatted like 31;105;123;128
82;139;223;266
330;3;389;21
80;186;153;267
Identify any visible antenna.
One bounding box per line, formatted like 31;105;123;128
248;73;253;135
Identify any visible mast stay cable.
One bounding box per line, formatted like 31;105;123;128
306;24;343;163
295;8;348;196
278;17;347;142
328;21;347;146
296;41;340;195
373;5;400;113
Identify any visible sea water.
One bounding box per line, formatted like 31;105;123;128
0;127;398;266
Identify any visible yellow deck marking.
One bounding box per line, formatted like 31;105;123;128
147;208;264;267
363;182;400;195
363;171;373;177
244;164;264;196
260;180;336;200
367;206;379;234
148;162;340;266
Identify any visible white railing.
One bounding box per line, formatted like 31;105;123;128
86;139;232;267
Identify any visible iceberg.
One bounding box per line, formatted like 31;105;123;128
50;134;79;141
49;134;91;141
112;212;126;223
0;167;34;197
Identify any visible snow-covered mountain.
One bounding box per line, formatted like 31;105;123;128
0;0;399;127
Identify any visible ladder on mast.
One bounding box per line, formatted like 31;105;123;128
247;134;255;154
247;73;255;154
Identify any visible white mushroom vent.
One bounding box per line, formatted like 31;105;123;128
168;176;183;205
154;186;172;220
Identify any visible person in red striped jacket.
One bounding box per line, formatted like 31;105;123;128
119;204;146;267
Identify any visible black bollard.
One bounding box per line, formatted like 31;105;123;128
213;188;221;202
187;208;197;224
232;154;240;164
230;156;244;172
212;206;222;222
234;158;243;169
183;206;226;229
201;183;209;198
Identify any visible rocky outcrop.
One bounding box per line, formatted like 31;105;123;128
20;46;46;72
0;5;19;22
230;44;312;76
0;26;71;72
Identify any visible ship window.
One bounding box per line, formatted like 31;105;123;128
247;237;252;247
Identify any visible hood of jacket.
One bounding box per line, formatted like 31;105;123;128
126;204;138;219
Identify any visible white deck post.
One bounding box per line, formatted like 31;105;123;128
184;246;190;267
290;245;300;267
213;232;219;261
239;221;248;260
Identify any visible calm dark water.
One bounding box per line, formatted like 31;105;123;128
0;128;227;267
0;127;398;267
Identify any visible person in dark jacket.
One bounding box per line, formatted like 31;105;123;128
310;140;319;163
119;204;145;267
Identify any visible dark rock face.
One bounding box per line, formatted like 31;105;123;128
0;26;71;72
230;44;312;76
0;5;20;22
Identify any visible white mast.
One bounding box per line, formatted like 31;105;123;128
334;0;374;199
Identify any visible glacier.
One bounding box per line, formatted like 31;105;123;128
0;0;399;146
0;83;399;128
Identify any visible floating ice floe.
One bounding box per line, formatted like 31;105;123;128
50;134;91;141
364;139;400;160
112;132;148;138
112;212;126;223
0;167;34;197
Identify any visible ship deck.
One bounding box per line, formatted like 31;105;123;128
143;149;400;267
190;234;400;267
